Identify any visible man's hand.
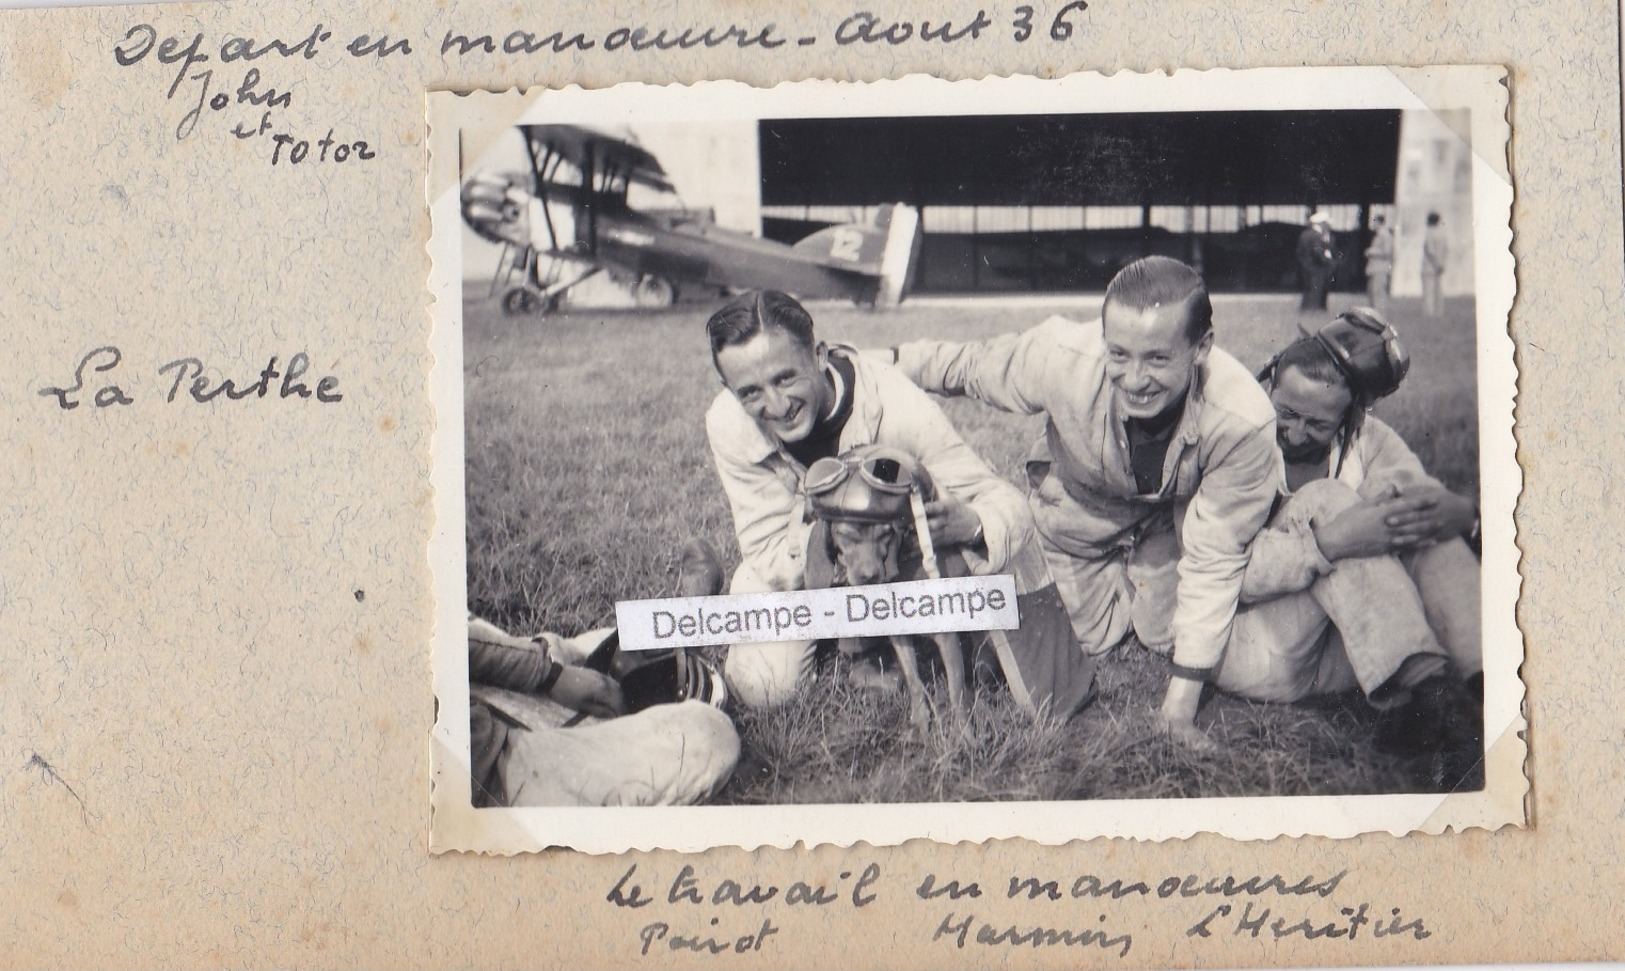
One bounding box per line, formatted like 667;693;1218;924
1311;498;1403;560
923;495;984;548
547;666;626;718
1157;676;1217;753
1381;485;1476;548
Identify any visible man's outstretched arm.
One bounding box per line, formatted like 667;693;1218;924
893;317;1070;415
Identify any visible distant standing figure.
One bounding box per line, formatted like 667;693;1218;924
1422;212;1448;317
1363;214;1395;309
1296;212;1337;312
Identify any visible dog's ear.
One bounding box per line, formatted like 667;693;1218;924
826;524;851;585
804;519;842;590
895;518;926;580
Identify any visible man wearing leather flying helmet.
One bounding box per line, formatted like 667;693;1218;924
1232;308;1484;790
703;290;1096;718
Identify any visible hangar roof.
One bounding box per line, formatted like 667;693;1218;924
759;111;1401;208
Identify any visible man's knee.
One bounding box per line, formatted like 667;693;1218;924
727;563;775;596
1281;478;1362;525
722;565;815;707
648;700;741;777
724;642;813;709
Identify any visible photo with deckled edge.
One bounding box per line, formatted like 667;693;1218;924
425;68;1524;854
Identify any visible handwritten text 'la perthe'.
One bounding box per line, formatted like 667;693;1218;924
39;347;343;411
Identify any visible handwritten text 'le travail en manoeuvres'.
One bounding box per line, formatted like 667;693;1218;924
603;862;1432;960
108;4;1089;164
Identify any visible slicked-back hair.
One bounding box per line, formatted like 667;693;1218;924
1102;256;1213;343
705;289;816;365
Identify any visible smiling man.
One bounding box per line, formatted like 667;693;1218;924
893;256;1280;746
704;290;1095;718
1234;311;1483;789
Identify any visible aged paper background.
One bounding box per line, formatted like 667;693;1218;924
0;0;1616;966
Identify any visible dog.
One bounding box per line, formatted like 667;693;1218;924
824;519;969;729
804;446;970;730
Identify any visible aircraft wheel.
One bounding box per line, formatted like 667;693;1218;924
501;287;555;317
632;275;676;309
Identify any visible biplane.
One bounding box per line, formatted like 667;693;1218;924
460;124;921;315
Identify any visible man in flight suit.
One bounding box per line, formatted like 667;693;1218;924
1233;310;1483;789
893;256;1280;747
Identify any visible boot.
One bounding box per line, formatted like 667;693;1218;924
1372;676;1450;759
1430;673;1485;792
847;653;905;694
1376;675;1485;792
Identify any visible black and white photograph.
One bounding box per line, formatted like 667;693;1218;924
427;70;1521;853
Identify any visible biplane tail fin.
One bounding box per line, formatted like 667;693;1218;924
791;203;922;306
874;203;921;308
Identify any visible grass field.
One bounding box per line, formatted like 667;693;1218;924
462;288;1480;803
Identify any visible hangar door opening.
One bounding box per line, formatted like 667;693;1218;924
757;111;1405;295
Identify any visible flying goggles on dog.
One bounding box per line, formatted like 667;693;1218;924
803;443;944;581
803;445;928;524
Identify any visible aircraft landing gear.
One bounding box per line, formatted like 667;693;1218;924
632;275;676;309
501;287;559;317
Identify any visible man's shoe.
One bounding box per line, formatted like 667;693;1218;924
1377;674;1485;791
1433;674;1485;791
1372;676;1451;758
677;539;725;598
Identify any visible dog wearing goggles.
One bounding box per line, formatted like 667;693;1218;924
803;444;969;730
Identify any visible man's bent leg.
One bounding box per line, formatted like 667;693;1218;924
1404;538;1483;678
722;563;817;709
1281;481;1447;701
1040;535;1134;655
1125;517;1179;651
499;701;741;807
1217;592;1349;703
1217;481;1440;704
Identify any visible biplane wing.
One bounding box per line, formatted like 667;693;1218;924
460;124;921;314
517;123;675;195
